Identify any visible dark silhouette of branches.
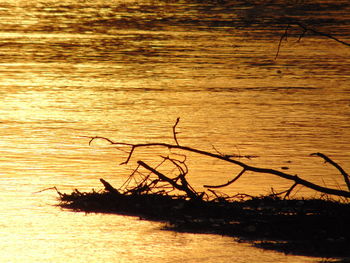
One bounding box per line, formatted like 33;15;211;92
204;168;246;189
275;23;291;59
137;160;200;200
311;152;350;191
275;20;350;59
87;119;350;199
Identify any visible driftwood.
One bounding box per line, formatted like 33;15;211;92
57;119;350;258
86;118;350;199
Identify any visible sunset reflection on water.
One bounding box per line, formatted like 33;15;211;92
0;0;349;262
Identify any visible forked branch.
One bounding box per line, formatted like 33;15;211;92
137;160;199;200
88;135;350;198
275;20;350;59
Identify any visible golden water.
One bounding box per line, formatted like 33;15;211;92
0;0;349;262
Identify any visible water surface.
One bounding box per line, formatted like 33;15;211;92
0;0;349;262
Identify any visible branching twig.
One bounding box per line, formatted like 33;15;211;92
293;21;350;47
161;155;188;177
275;23;290;59
275;20;350;59
88;134;350;198
268;183;299;200
137;160;199;200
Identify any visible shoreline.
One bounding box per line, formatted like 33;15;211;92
58;185;350;260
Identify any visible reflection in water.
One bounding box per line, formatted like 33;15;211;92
0;0;349;262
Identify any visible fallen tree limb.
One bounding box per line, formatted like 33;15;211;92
88;139;350;198
85;118;350;199
57;119;350;258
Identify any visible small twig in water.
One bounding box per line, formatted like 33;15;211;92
275;21;350;59
173;117;181;146
33;186;61;195
275;23;290;59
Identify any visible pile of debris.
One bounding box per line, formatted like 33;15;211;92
57;120;350;258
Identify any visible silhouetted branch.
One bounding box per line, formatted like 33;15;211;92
275;20;350;59
204;168;246;188
294;21;350;47
137;160;199;200
311;152;350;191
100;178;121;195
173;117;180;146
275;23;290;59
87;134;350;198
268;183;299;200
283;182;298;199
161;155;188;177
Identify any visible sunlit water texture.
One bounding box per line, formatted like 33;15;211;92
0;0;349;262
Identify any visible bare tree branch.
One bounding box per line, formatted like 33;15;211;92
87;134;350;198
311;152;350;191
137;160;199;200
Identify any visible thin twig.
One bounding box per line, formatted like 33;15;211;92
283;182;298;199
294;21;350;47
311;152;350;191
275;21;350;59
212;145;258;159
268;183;298;199
204;169;246;188
173;117;180;146
32;186;61;195
297;28;307;42
161;155;188;176
275;23;290;59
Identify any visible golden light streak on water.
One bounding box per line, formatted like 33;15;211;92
0;0;349;262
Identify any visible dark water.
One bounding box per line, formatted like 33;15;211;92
0;0;349;262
